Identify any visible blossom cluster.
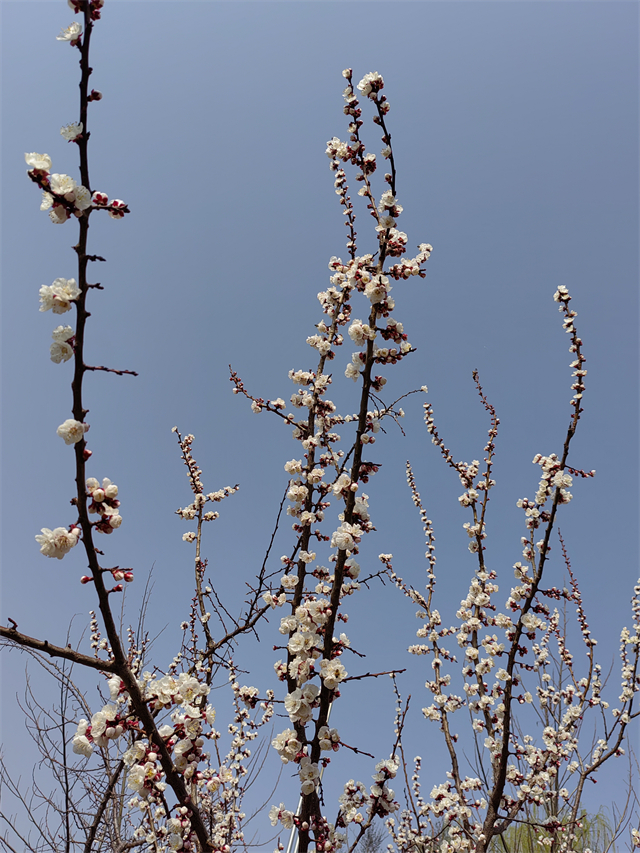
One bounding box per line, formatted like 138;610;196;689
26;152;90;223
26;152;127;223
334;757;400;831
128;676;272;853
73;672;214;779
86;476;122;533
384;318;640;851
74;644;274;852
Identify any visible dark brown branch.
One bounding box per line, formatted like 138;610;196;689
0;626;117;673
84;365;138;376
84;759;126;853
336;742;375;759
343;668;406;683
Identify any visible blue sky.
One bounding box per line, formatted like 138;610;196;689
1;0;638;838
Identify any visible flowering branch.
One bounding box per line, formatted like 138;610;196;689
3;5;638;853
386;296;640;851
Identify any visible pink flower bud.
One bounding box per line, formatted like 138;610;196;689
123;571;134;582
80;575;93;584
108;199;127;219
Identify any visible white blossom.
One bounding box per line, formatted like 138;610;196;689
345;362;360;381
49;205;70;224
357;71;384;99
56;21;82;41
60;122;83;141
320;659;347;690
73;185;92;210
299;756;320;794
56;419;88;445
331;522;361;551
72;719;93;757
25;152;52;171
50;173;77;197
35;526;80;559
50;341;74;363
52;324;74;342
39;278;80;313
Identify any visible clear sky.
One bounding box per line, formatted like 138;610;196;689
1;0;638;839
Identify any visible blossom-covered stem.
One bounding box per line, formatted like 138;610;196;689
193;517;216;661
393;473;472;836
373;96;397;197
472;370;499;560
296;279;383;853
173;428;276;681
54;16;217;851
465;379;501;751
391;298;632;851
321;307;375;654
270;75;434;850
69;6;98;572
478;341;586;852
566;594;639;839
66;12;127;676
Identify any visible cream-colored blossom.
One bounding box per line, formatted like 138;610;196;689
57;419;88;445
